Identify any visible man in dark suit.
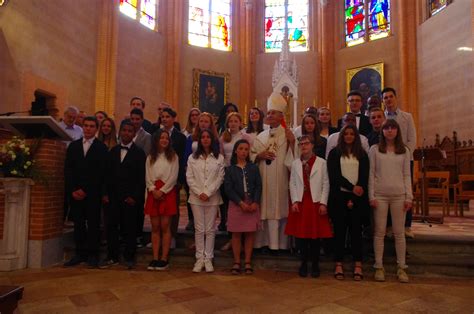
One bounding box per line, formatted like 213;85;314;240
150;102;181;135
100;122;146;269
64;116;108;267
160;107;186;242
120;97;154;134
337;90;373;137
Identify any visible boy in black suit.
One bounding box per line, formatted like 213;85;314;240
337;90;373;137
100;122;146;269
64;116;108;267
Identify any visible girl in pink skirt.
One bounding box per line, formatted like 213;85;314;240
224;139;262;275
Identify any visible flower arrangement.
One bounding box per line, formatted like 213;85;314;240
0;137;35;178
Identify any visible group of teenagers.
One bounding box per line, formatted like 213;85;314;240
62;86;416;283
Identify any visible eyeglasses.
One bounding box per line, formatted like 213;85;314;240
298;141;312;146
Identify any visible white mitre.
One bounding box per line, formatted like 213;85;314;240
267;92;287;113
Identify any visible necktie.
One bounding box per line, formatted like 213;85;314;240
121;146;129;151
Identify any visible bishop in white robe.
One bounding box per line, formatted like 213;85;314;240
251;92;295;251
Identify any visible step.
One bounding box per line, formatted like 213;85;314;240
62;232;474;278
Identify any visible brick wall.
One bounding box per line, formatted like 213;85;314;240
0;138;66;241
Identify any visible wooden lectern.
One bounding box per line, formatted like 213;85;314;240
413;147;445;224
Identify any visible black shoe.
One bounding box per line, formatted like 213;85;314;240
185;220;195;231
311;264;320;278
155;260;169;271
125;260;135;270
87;257;99;268
147;260;158;271
63;256;86;267
299;262;308;277
98;258;118;269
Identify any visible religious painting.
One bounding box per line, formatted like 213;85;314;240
192;68;229;118
346;62;384;112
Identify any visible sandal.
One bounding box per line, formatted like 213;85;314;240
334;263;344;280
244;263;254;275
353;265;363;281
231;263;241;275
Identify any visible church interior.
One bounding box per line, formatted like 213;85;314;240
0;0;473;312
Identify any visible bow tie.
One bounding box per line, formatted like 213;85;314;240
354;114;362;117
120;146;129;151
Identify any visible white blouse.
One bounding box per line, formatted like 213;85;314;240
220;131;251;167
145;154;179;193
340;155;359;192
186;153;225;206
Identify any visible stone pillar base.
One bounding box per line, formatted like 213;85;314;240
28;237;63;268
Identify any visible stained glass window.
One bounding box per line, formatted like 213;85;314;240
345;0;390;47
119;0;157;31
120;0;138;20
140;0;157;30
188;0;232;51
429;0;448;17
345;0;365;47
264;0;309;53
368;0;390;41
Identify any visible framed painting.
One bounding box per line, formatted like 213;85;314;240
346;62;384;112
192;68;230;118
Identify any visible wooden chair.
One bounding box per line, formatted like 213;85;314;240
413;171;450;216
453;174;474;217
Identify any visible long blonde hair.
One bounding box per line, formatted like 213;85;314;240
184;108;201;135
191;112;218;141
98;117;117;150
221;112;243;143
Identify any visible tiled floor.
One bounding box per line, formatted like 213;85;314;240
5;265;474;313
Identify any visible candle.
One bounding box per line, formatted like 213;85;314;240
313;99;316;106
254;99;257;107
244;104;248;124
327;101;330;109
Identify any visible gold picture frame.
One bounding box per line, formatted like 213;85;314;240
346;62;384;111
192;68;230;117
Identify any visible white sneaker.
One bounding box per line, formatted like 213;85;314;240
192;259;204;273
204;259;214;273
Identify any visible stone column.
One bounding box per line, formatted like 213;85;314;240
397;0;419;127
163;0;184;114
239;0;256;113
318;0;336;113
94;0;119;116
0;178;34;271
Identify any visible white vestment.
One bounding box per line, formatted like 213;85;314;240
251;125;294;249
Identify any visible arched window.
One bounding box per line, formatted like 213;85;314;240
119;0;157;30
264;0;309;53
345;0;390;47
188;0;232;51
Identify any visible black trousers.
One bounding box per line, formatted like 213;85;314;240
297;238;321;265
184;183;194;222
106;201;137;262
70;196;101;259
136;199;145;239
333;192;363;262
170;186;181;237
